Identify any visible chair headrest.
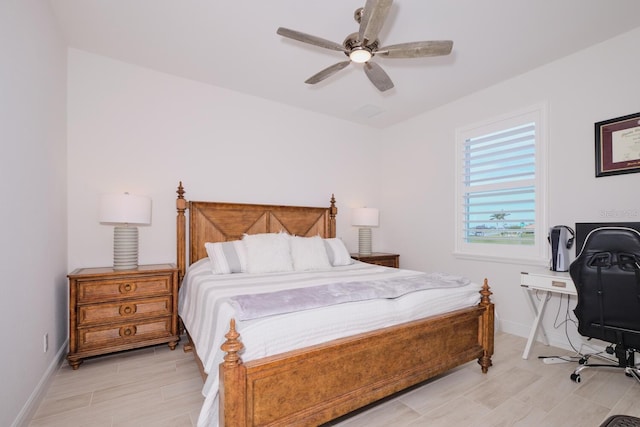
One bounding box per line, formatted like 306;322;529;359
576;227;640;258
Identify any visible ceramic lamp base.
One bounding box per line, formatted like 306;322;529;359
358;227;372;255
113;226;139;270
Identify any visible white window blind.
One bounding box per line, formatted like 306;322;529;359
463;123;536;244
455;104;547;262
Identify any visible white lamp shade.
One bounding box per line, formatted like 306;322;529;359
352;208;379;227
99;193;152;225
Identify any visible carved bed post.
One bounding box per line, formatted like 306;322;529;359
329;194;337;238
478;278;494;373
176;182;187;284
220;319;247;427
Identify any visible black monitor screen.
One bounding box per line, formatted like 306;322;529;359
575;222;640;255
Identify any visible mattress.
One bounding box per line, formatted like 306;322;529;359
179;259;482;427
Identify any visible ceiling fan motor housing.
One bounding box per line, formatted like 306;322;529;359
344;32;378;62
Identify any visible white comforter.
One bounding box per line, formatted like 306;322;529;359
178;259;482;427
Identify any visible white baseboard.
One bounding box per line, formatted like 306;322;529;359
499;319;577;354
498;319;610;356
11;339;68;427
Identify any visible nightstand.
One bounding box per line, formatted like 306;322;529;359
351;252;400;268
67;264;180;369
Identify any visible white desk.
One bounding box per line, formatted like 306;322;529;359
520;268;577;359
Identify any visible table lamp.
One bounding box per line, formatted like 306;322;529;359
99;193;152;270
352;207;379;256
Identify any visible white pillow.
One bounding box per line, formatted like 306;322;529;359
290;236;332;271
324;238;353;266
205;240;247;274
243;233;294;273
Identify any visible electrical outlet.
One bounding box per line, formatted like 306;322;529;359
43;333;48;353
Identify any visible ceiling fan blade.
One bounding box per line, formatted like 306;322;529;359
377;40;453;58
277;27;347;52
305;61;351;84
358;0;393;45
363;61;394;92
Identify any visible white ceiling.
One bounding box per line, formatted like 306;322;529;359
49;0;640;128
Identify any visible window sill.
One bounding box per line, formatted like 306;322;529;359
453;251;549;267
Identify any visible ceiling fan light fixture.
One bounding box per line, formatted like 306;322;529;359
349;48;372;63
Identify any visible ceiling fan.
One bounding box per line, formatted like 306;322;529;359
276;0;453;92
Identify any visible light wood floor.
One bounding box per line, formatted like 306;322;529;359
29;333;640;427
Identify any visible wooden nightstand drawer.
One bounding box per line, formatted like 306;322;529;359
77;275;172;303
351;253;400;268
78;296;173;326
77;316;173;352
368;257;399;268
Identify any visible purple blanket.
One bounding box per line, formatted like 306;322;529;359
228;273;471;320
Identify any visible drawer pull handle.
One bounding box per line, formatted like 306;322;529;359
552;280;567;288
120;304;137;316
119;283;136;293
120;326;136;337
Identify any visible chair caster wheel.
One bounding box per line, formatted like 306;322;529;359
578;358;587;365
570;373;581;383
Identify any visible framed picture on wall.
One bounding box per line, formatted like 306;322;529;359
595;112;640;177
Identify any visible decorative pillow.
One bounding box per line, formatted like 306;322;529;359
323;238;353;266
290;236;332;271
243;232;294;273
205;240;247;274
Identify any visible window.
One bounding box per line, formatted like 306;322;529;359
455;105;547;263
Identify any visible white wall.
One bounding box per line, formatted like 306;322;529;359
66;49;381;272
0;1;67;426
375;27;640;351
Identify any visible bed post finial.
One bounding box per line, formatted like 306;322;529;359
480;278;492;306
329;194;337;238
177;181;185;201
221;319;244;367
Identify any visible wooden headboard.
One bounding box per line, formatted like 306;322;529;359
176;182;337;282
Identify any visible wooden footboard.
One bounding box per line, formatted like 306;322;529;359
219;280;494;427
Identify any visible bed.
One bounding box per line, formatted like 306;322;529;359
175;182;494;427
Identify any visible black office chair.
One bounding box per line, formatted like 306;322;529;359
569;226;640;384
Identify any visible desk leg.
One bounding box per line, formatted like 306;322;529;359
522;289;550;359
